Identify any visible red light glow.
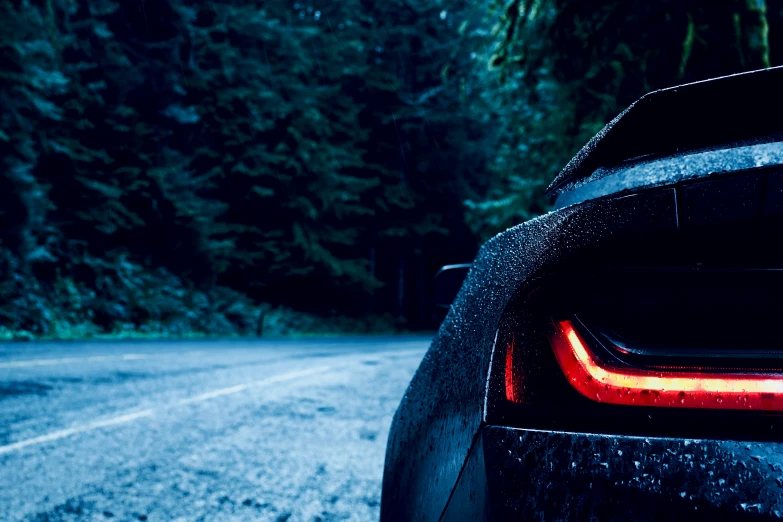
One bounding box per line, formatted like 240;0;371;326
545;320;783;411
505;338;517;403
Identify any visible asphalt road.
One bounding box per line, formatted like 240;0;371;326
0;336;429;521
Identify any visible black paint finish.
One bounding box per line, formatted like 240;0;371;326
382;67;783;520
441;435;489;522
483;426;783;520
381;187;679;521
546;65;783;195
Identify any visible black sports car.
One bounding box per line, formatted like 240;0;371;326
381;67;783;521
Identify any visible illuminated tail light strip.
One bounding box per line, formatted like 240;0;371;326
505;337;518;403
547;319;783;411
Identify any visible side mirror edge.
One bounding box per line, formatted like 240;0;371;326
432;263;472;310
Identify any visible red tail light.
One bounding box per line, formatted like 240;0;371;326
545;319;783;411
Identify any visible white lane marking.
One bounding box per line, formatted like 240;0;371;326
0;409;156;455
177;367;333;405
0;340;430;369
121;354;149;360
0;344;427;369
0;347;427;456
0;365;331;455
0;351;210;368
0;354;151;369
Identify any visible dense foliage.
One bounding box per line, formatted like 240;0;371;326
474;0;778;234
0;0;780;338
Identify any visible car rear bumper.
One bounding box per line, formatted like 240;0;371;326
442;425;783;521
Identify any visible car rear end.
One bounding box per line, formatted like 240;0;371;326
382;66;783;522
468;164;783;520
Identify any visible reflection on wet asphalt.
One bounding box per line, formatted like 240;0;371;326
0;337;428;521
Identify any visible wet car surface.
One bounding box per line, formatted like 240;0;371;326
382;67;783;521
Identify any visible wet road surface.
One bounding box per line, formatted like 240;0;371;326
0;336;429;521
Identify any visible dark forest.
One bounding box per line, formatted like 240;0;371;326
0;0;779;338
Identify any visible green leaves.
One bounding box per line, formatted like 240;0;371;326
0;0;502;333
471;0;781;239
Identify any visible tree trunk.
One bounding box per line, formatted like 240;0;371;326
415;236;426;326
396;238;406;318
369;221;377;314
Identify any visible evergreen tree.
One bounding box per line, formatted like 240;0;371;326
4;0;780;337
359;0;491;320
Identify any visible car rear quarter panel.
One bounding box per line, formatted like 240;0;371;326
381;191;677;521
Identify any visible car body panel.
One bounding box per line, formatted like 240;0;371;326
382;66;783;521
546;65;783;194
441;435;489;522
553;141;783;210
482;426;783;520
381;191;676;521
439;426;783;521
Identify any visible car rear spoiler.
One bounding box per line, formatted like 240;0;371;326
546;65;783;195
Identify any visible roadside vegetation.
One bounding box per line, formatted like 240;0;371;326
0;0;779;339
